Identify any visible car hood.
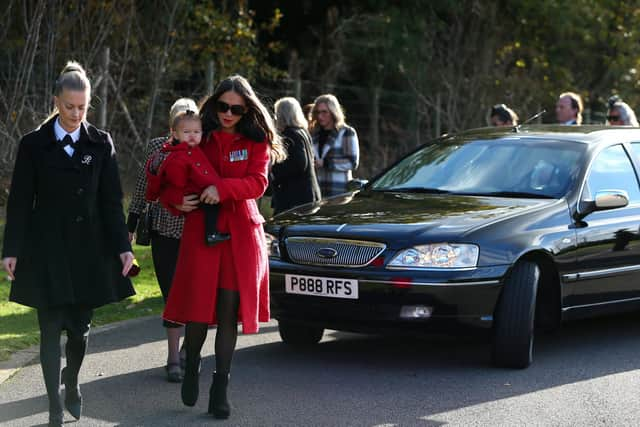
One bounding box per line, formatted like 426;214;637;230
270;190;559;243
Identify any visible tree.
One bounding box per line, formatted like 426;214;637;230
0;0;285;190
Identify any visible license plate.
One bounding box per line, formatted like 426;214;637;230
285;274;359;299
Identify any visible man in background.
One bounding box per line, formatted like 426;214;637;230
556;92;583;125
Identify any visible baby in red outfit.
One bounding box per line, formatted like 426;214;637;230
152;109;229;246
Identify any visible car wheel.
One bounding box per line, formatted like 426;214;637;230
278;320;324;346
492;260;540;369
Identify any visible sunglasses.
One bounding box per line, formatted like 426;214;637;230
607;115;621;121
216;101;246;116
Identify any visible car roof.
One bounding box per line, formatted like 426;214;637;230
447;125;640;145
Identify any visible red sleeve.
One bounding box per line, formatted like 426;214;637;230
216;141;270;202
161;154;189;189
145;178;163;202
145;158;163;201
154;153;190;216
158;187;185;216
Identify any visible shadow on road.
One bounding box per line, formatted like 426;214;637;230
1;312;640;425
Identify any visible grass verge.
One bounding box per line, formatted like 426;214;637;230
0;244;163;361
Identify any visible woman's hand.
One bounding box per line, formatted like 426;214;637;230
128;232;134;243
173;194;200;212
314;158;324;168
119;251;134;277
200;185;220;204
3;257;16;281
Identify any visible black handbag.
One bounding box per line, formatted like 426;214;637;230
135;203;153;246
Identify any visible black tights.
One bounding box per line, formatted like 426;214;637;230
38;309;89;415
184;289;240;374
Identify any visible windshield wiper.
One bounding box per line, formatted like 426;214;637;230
462;191;555;199
376;187;452;194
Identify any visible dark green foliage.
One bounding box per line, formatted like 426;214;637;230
3;0;640;187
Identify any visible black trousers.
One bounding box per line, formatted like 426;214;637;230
151;233;181;328
37;306;92;415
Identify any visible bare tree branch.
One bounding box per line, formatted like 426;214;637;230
5;0;46;141
145;0;180;142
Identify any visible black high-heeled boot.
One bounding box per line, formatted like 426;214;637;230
181;355;201;406
61;367;82;420
62;335;86;420
39;336;63;427
43;368;63;426
208;372;230;419
48;413;63;427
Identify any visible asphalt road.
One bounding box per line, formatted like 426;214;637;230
2;312;640;426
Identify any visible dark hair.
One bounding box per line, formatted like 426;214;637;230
200;75;286;162
558;92;583;124
608;95;621;110
490;104;518;125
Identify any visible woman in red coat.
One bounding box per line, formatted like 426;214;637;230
157;75;285;419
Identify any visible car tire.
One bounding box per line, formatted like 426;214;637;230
278;320;324;346
492;260;540;369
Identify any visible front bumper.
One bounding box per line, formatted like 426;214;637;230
269;260;509;334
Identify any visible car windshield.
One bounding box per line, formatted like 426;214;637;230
371;137;585;198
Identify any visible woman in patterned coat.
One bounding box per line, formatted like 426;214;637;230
127;98;198;383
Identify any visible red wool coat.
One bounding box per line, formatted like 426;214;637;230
150;131;270;334
149;141;220;215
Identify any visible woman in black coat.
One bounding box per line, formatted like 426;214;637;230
2;61;135;427
271;97;321;215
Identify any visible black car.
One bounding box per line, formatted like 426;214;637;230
265;125;640;368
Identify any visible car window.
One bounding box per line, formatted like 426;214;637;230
630;142;640;164
371;138;583;198
584;144;640;203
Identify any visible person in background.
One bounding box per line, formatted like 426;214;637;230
156;75;286;419
302;102;315;131
271;97;321;215
556;92;583;125
606;96;639;127
489;103;519;126
2;61;135;427
310;94;360;197
127;98;197;383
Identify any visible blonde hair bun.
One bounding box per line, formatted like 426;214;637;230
60;61;87;76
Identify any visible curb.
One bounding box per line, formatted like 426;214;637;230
0;314;158;385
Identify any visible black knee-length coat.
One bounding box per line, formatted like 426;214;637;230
2;116;135;309
270;126;321;215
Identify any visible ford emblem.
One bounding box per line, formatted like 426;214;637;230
317;248;338;259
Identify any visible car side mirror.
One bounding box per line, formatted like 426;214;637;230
346;179;369;192
576;189;629;220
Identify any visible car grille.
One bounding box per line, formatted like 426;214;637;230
284;237;386;267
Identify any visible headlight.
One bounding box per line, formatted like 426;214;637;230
388;243;479;269
265;233;280;258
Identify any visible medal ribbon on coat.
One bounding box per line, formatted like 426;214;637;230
229;148;248;162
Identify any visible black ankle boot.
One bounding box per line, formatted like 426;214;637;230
181;356;201;406
48;412;63;427
61;367;82;420
48;400;63;427
208;372;230;419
